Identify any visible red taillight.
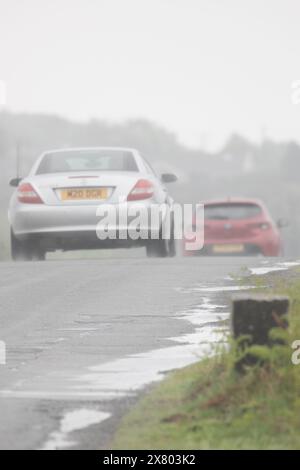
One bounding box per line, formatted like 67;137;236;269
260;222;270;231
250;222;270;231
18;183;43;204
127;179;154;201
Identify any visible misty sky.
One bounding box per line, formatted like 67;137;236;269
1;0;300;150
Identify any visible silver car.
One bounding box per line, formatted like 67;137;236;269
9;147;177;260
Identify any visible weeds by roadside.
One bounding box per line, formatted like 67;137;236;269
112;270;300;450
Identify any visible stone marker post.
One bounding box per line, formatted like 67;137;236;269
231;295;290;371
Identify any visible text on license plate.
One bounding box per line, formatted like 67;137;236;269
60;188;108;201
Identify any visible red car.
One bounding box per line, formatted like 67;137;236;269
183;198;284;257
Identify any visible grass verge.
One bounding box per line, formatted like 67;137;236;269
112;272;300;450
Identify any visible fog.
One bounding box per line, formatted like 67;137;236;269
1;2;300;452
1;0;300;259
0;111;299;259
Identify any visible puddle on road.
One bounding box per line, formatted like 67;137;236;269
1;291;229;402
71;295;228;395
58;327;99;332
41;408;111;450
250;266;286;275
0;389;127;400
250;261;300;276
177;285;255;294
172;299;229;346
38;292;228;449
74;340;220;394
191;285;255;293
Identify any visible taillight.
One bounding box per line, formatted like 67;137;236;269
249;222;270;231
127;179;154;201
260;222;270;231
18;183;44;204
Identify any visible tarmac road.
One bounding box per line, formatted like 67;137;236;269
0;255;281;449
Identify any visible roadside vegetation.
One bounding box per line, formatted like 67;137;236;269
113;271;300;450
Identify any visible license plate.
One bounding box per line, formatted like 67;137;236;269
60;188;108;201
212;244;245;254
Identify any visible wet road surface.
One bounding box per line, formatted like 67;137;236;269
0;255;288;449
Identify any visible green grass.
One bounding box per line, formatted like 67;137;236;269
112;274;300;450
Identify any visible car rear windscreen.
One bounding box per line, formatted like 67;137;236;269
36;150;138;174
205;203;262;220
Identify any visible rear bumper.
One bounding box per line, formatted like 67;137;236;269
10;200;162;235
183;237;282;257
9;201;166;251
185;243;262;256
20;230;149;251
10;202;115;235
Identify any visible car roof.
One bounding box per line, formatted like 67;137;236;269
203;198;264;207
42;146;139;155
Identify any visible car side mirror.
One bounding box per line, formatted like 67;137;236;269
277;218;289;229
9;178;22;187
161;173;177;183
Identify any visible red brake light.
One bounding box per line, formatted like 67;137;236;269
260;222;270;231
18;183;43;204
248;222;270;231
127;179;154;201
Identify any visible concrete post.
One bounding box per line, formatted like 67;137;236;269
231;295;290;371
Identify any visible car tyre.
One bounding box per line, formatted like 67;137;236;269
146;218;176;258
11;230;46;261
167;216;176;258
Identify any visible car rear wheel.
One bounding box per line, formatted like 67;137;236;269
146;237;168;258
11;230;46;261
31;249;46;261
146;218;176;258
168;217;176;258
